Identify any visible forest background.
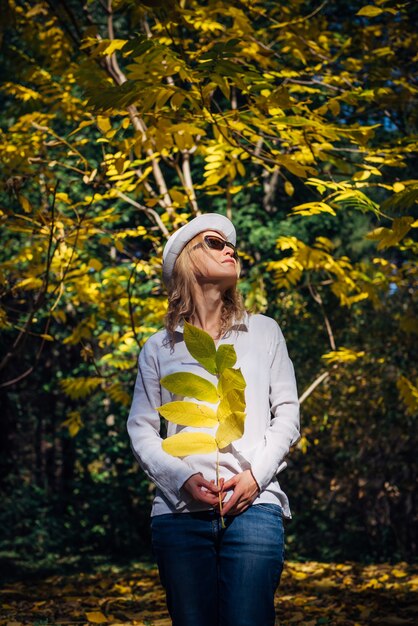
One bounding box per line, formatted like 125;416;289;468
0;0;417;582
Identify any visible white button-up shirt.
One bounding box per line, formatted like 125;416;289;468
127;312;300;519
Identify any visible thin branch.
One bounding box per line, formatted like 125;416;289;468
103;0;173;213
181;151;200;215
307;279;336;351
0;184;58;373
299;370;330;404
0;317;52;389
116;191;169;236
127;261;144;349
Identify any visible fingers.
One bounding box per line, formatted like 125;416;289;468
185;474;227;506
220;490;241;515
222;475;238;491
219;471;260;515
197;476;221;493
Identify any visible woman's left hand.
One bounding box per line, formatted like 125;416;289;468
219;469;260;516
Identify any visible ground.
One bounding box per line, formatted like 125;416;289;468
0;560;417;625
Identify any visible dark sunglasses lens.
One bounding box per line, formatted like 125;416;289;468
205;236;238;259
205;236;224;251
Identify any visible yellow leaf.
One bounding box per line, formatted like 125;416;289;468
40;334;54;341
217;389;246;423
215;344;237;373
60;377;103;399
353;170;371;181
97;116;111;133
291;201;336;216
89;258;103;271
329;99;341;116
55;192;71;204
62;411;83;437
284;181;294;197
216;411;246;448
321;348;365;363
356;6;383;17
183;322;217;374
218;367;246;396
114;239;124;253
171;92;186;110
160;372;219;403
276;155;308;178
393;182;405;192
170;189;187;205
217;394;232;423
18;194;32;213
101;39;127;55
86;611;108;623
157;401;218;427
162;432;218;456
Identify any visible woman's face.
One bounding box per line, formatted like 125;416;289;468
189;229;239;288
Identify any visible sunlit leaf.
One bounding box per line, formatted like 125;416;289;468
86;611;108;623
216;411;246;448
157;401;218;427
183;321;217;374
356;6;384;17
218;367;246;395
160;372;219;403
162;432;218;456
215;344;237;373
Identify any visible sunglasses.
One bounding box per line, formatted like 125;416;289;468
203;235;238;259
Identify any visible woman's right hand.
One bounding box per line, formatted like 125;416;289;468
182;473;224;506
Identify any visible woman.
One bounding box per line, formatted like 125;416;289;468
127;213;300;626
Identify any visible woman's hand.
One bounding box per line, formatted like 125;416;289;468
182;473;225;506
219;469;260;516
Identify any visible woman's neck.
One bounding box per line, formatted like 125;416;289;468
189;284;223;339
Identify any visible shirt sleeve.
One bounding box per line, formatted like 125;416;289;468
250;321;301;492
126;338;197;509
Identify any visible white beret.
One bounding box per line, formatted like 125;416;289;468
162;213;236;285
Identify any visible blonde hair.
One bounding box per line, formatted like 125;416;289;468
164;234;246;340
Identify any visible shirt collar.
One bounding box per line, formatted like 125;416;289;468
174;311;249;335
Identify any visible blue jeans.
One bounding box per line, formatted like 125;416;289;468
151;503;285;626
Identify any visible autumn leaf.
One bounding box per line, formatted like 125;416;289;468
183;321;217;374
162;432;218;456
157;401;218;427
86;611;108;623
160;372;219;403
215;344;237;373
216;411;246;449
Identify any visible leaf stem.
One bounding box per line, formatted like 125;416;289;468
217;448;226;528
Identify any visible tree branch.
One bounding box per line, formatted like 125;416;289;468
299;369;330;404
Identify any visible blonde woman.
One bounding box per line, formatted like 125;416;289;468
127;213;300;626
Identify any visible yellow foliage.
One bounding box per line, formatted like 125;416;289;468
215;344;237;373
397;376;418;417
160;372;219;403
157;401;218;427
216;411;246;449
106;382;131;407
162;432;218;456
183;322;217;374
366;217;415;249
321;348;365;363
62;411;83;437
60;376;103;399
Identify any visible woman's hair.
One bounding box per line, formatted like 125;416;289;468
164;233;246;339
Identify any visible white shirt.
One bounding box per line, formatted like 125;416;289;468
126;312;301;519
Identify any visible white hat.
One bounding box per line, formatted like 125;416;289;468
162;213;236;285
